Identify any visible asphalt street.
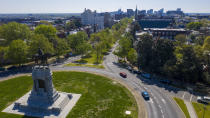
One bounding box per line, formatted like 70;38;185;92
0;43;195;118
102;44;183;118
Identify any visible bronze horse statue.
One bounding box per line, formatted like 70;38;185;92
33;48;51;65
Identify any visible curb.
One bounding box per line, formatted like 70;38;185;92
171;97;187;118
54;70;148;118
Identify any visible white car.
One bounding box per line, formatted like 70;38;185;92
197;96;210;104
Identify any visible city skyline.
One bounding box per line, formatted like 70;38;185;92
0;0;210;13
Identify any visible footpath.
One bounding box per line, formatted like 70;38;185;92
184;100;197;118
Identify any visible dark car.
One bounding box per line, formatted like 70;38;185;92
0;67;6;71
142;91;150;100
160;79;172;85
119;72;127;78
7;66;18;71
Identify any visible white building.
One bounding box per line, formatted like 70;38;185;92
81;9;104;31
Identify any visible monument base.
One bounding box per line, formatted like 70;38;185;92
3;91;81;118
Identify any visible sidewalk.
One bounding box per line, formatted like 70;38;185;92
184;100;197;118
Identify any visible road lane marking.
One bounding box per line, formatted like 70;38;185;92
160;109;163;114
149;98;154;104
190;95;193;102
182;92;186;99
162;99;166;104
158;105;162;109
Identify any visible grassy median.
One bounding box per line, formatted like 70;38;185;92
192;102;210;118
0;71;137;118
173;97;190;118
66;53;105;69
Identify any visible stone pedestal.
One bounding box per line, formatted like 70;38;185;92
2;66;81;118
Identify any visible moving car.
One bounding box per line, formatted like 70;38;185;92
142;91;150;100
197;96;210;104
119;72;127;78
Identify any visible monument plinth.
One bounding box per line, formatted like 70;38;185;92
3;66;81;118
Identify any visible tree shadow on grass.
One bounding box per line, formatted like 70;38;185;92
75;59;88;64
82;54;92;59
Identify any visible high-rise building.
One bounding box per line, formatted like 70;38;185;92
81;9;104;31
147;9;153;15
104;12;114;28
127;9;134;17
158;8;164;16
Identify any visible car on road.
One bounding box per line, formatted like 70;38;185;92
126;66;132;71
119;72;127;78
159;79;172;85
0;67;5;71
197;96;210;104
142;91;150;100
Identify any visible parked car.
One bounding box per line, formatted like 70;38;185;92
141;73;151;79
119;72;127;78
126;66;132;71
142;91;150;100
197;96;210;104
0;67;5;71
159;79;172;85
7;66;18;71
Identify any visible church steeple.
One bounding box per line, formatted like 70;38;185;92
135;5;138;20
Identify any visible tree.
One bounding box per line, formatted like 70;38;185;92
54;38;69;59
67;31;89;54
76;43;91;56
28;34;54;56
152;39;175;74
116;37;131;60
95;43;103;64
34;25;57;43
167;44;202;83
0;47;7;66
175;34;187;43
186;22;203;30
0;22;31;45
127;48;137;65
130;21;141;40
6;40;28;66
65;22;76;31
137;34;153;71
203;36;210;51
65;19;82;31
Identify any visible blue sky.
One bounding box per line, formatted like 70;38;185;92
0;0;209;13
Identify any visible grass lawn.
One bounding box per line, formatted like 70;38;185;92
65;63;104;69
0;71;138;118
192;102;210;118
65;53;105;69
173;97;190;118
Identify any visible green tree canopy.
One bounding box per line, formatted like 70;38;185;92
186;22;203;30
116;37;132;59
175;34;187;43
127;48;137;65
54;38;69;58
34;25;57;43
28;34;54;56
203;36;210;51
0;22;31;45
67;31;89;54
6;39;28;66
137;34;153;71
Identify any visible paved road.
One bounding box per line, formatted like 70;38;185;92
102;43;183;118
0;43;189;118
